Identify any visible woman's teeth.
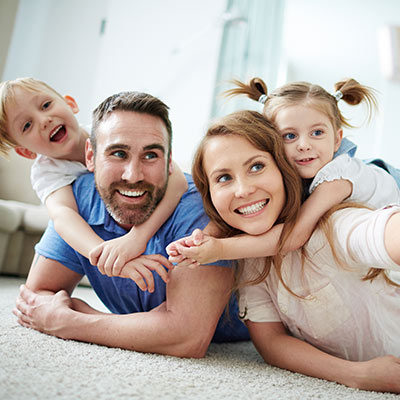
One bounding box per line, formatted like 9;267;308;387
119;190;145;197
236;200;268;215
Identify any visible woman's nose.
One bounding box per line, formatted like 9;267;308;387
234;177;255;198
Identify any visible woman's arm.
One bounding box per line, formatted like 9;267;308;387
247;321;400;393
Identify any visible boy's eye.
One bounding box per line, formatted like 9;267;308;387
217;174;231;183
42;101;52;110
22;121;32;132
250;162;264;172
282;132;296;141
312;129;323;137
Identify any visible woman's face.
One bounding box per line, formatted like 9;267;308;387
203;135;286;235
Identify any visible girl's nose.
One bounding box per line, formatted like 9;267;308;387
296;137;311;152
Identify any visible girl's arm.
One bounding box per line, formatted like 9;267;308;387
248;320;400;393
89;162;188;275
283;179;352;252
383;210;400;264
45;185;103;257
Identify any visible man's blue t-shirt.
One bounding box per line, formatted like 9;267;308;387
35;173;249;342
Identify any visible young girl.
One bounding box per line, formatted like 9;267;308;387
0;77;187;291
171;110;400;392
167;77;400;264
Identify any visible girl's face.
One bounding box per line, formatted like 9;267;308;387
203;135;285;235
274;104;342;179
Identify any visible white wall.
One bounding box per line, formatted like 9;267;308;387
282;0;400;165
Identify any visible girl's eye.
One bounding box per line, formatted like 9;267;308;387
217;174;231;183
22;121;32;132
250;162;264;173
312;129;323;137
42;101;51;110
282;132;296;141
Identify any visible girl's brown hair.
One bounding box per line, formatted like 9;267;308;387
192;110;303;290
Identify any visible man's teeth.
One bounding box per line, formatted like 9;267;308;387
237;200;267;215
50;126;62;139
119;189;145;197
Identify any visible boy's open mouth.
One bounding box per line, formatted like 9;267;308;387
50;125;66;142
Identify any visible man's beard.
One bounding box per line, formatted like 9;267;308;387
96;178;167;226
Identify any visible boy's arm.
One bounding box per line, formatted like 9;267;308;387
89;162;188;275
283;179;352;252
45;185;104;258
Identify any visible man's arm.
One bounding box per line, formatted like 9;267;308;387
16;254;233;358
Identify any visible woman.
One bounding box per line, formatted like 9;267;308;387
168;110;400;393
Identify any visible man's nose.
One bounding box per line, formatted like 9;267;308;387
234;177;255;198
122;160;144;182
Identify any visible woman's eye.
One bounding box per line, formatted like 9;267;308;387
282;132;296;141
217;174;231;183
42;101;51;110
250;163;264;172
22;121;32;132
312;129;323;137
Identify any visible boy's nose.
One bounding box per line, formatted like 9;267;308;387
40;115;52;131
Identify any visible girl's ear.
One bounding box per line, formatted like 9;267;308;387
64;95;79;114
14;146;37;160
85;138;94;171
334;128;343;152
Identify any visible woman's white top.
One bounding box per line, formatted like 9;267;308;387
310;154;400;207
239;205;400;361
31;154;88;204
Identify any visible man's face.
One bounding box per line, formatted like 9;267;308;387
86;110;172;229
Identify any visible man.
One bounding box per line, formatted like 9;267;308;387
13;91;249;357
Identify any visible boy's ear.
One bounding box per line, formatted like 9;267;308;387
85;138;94;172
14;146;37;160
64;95;79;114
334;128;343;152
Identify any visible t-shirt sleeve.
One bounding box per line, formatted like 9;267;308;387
31;155;88;204
238;259;280;322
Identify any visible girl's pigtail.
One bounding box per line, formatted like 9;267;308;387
224;77;269;104
334;78;377;123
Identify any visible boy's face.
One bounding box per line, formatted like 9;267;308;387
6;86;81;159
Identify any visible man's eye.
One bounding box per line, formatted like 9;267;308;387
144;152;157;160
250;163;264;172
282;132;296;141
23;121;32;132
112;150;127;159
217;174;231;183
42;101;51;110
312;129;323;137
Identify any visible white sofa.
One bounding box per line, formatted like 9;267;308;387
0;152;49;277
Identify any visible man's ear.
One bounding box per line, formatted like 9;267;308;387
334;128;343;152
85;138;95;171
168;153;173;175
14;146;37;160
64;95;79;114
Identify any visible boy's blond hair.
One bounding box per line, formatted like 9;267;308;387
0;77;64;158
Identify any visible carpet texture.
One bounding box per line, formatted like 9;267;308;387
0;276;397;400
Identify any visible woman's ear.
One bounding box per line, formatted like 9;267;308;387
64;95;79;114
14;146;37;160
85;138;94;171
334;128;343;152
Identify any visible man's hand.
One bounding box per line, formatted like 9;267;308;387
13;285;73;338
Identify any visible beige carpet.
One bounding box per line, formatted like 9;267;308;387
0;276;397;400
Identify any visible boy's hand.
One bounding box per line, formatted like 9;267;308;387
89;233;147;276
112;254;173;293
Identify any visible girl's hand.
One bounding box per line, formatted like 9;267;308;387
117;254;174;292
89;233;147;276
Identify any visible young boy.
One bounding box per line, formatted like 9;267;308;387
0;77;187;291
